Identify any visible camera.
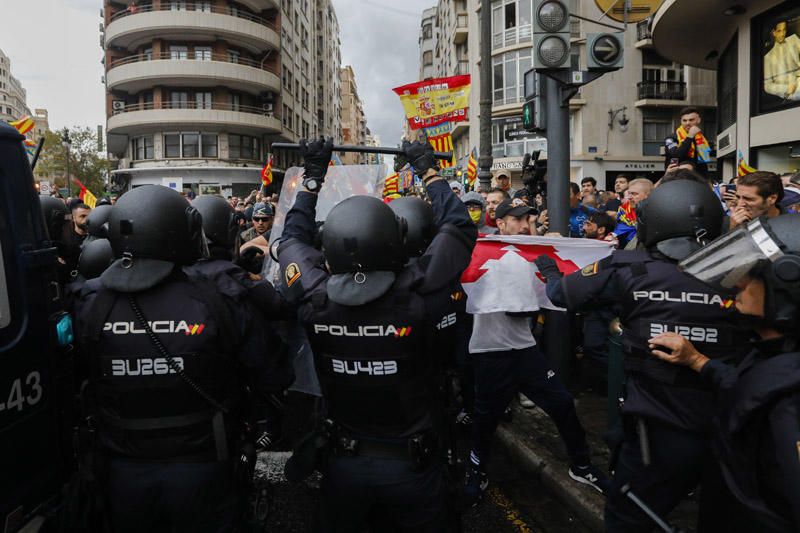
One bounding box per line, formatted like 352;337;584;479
521;151;547;203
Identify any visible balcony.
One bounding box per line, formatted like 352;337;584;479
107;52;280;94
635;18;652;49
452;14;468;44
107;101;281;135
492;24;532;50
455;60;470;76
105;3;279;53
635;81;687;107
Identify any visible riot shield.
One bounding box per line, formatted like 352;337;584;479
264;164;388;396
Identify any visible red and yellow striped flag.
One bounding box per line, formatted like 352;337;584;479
383;173;400;198
737;150;756;177
9;115;34;135
427;132;455;168
72;177;97;209
466;147;478;187
261;155;273;187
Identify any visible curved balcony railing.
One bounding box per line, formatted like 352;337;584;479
112;100;278;117
109;2;277;30
109;51;278;76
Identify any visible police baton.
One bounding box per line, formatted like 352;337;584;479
620;484;684;533
271;142;453;162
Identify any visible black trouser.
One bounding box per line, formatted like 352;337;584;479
605;417;748;533
455;313;475;415
470;346;591;469
317;455;445;532
106;459;242;533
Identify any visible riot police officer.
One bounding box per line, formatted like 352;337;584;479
84;204;113;246
72;185;287;532
649;214;800;531
277;138;477;532
535;180;749;531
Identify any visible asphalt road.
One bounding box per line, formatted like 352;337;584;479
255;439;591;532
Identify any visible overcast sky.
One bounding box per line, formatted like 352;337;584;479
1;0;432;146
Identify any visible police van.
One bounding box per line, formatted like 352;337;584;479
0;123;72;531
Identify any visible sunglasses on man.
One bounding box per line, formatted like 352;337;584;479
253;216;272;222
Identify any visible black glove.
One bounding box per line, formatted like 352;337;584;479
402;140;438;178
299;137;334;179
236;247;264;274
534;255;563;280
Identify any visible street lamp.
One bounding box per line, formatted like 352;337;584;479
608;106;629;133
61;129;71;197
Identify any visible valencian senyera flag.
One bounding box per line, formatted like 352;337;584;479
676;125;712;164
466;148;478;187
737;150;757;177
261;155;273;187
461;235;613;313
393;75;471;130
72;177;97;209
9;115;35;135
423;122;455;168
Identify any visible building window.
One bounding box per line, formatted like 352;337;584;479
423;51;433;66
230;93;240;111
195;0;211;12
229;134;260;160
164;133;181;158
202;134;218;157
422;23;432;40
228;50;240;64
717;34;737;134
642;109;673;156
492;0;532;49
170;1;187;10
194;46;212;61
170;46;188;60
181;133;200;158
196;91;212;109
170;91;189;108
143;47;152;60
132;135;154;160
492;49;532;106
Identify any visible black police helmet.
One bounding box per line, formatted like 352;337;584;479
755;215;800;334
322;196;407;274
86;204;113;238
192;195;239;250
637;180;723;260
102;185;204;292
39;196;69;241
78;238;114;280
389;197;435;258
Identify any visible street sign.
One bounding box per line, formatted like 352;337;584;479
587;33;624;70
39;182;51;195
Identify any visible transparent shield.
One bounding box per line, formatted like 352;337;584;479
261;164;388;284
679;218;783;290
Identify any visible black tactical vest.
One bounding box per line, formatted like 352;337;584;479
613;251;747;386
300;276;437;439
79;278;241;461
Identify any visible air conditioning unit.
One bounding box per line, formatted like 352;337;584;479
112;100;125;112
263;102;274;114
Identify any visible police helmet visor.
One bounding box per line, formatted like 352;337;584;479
679;218;784;290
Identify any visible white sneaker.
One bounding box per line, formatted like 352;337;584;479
519;393;535;409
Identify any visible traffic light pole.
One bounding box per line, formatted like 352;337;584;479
477;0;493;192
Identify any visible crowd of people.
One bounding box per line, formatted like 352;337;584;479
33;123;800;532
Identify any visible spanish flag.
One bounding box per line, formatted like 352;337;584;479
466;148;478;188
261;155;273;187
737;150;756;177
72;177;97;209
9;115;34;135
427;132;455;168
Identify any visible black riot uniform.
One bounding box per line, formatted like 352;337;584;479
537;180;749;532
72;185;286;533
655;214;800;532
277;139;476;532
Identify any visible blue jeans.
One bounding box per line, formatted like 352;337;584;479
470;346;591;468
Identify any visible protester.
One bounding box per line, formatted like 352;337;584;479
461;190;496;235
672;107;712;175
464;197;608;506
580;177;598;200
493;171;516;197
568;182;596;237
449;180;464;197
484;188;509;232
602;174;628;215
614;178;653;250
730;171;783;229
583;211;618;247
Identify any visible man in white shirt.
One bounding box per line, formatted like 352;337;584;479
463;199;607;506
764;20;800;100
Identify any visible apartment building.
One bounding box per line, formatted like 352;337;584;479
340;65;367;165
419;7;438;80
0;48;32;124
364;129;383;165
418;0;718;190
102;0;342;195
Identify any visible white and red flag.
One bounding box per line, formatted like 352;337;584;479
460;235;614;313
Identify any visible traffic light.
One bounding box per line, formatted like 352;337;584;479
587;33;624;70
533;0;571;70
522;101;535;129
